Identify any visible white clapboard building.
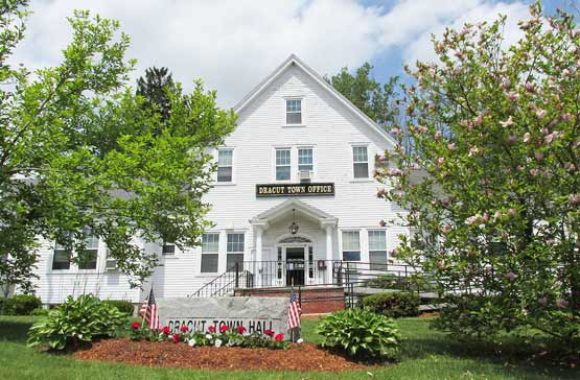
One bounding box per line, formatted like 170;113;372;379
30;55;410;307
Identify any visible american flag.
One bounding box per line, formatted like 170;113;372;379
139;288;160;330
288;291;302;329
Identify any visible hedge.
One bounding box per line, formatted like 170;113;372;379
362;291;420;318
102;300;135;315
2;294;43;315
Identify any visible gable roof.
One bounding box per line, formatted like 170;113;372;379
233;54;397;147
250;199;337;228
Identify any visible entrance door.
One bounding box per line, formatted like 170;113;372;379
285;247;305;286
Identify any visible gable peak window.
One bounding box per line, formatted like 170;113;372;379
217;148;233;182
286;99;302;125
352;145;369;178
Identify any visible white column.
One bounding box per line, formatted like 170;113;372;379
255;226;263;287
325;225;333;284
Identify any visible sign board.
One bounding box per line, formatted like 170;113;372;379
157;297;288;335
256;183;335;197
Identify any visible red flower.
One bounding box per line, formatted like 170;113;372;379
264;329;274;337
131;321;141;330
274;333;284;342
219;325;229;333
179;325;189;333
236;326;247;334
172;334;180;343
161;326;171;335
208;325;216;333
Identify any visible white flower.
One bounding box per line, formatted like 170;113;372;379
499;116;513;128
296;338;304;344
205;334;213;340
214;339;223;348
188;339;196;347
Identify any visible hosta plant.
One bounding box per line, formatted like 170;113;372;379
27;294;128;351
316;308;400;360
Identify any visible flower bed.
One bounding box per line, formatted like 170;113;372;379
73;338;365;372
129;322;288;349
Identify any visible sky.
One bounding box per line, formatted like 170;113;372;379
10;0;579;107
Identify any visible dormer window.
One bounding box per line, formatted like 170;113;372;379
286;99;302;124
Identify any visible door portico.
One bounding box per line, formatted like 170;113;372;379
250;199;337;286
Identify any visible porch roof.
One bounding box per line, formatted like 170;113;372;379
249;199;337;229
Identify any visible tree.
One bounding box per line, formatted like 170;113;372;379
0;2;237;288
378;2;579;347
327;63;400;127
136;66;175;123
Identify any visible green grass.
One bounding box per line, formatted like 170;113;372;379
0;316;577;380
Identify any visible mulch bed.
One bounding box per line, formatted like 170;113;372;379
73;338;367;372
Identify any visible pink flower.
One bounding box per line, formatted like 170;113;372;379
544;132;559;144
131;321;141;330
172;334;181;343
161;326;171;335
500;77;511;89
525;82;535;93
207;325;216;333
274;333;284;342
569;194;580;207
236;326;247;334
264;329;275;337
535;108;547;119
529;168;540;177
538;297;548;307
465;215;479;226
534;152;544;161
499;116;514;128
437;157;445;166
387;168;404;177
473;114;483;127
507;208;517;217
179;325;189;333
219;325;229;333
434;130;443;139
507;92;520;101
440;224;452;234
505;272;518;281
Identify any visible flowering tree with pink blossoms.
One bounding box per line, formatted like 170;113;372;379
377;3;579;346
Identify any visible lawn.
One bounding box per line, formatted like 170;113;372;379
0;315;577;379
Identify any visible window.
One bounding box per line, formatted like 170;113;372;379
298;148;313;172
342;231;361;261
52;242;71;270
352;146;369;178
201;233;219;273
286;99;302;124
226;233;244;271
217;148;233;182
275;148;291;180
78;235;98;270
162;243;175;256
368;230;387;270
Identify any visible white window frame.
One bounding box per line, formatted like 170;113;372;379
352;145;370;179
275;147;292;181
285;98;303;126
298;146;314;173
341;230;361;261
77;234;99;270
217;148;234;183
52;242;72;271
368;230;387;270
226;233;245;271
200;233;219;273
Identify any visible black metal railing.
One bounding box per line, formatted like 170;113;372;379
188;259;419;300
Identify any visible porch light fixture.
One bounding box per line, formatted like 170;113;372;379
289;208;299;235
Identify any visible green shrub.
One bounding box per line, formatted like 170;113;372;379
316;308;400;360
27;294;128;351
30;307;49;317
366;273;432;292
362;291;420;318
3;294;42;315
102;300;134;315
